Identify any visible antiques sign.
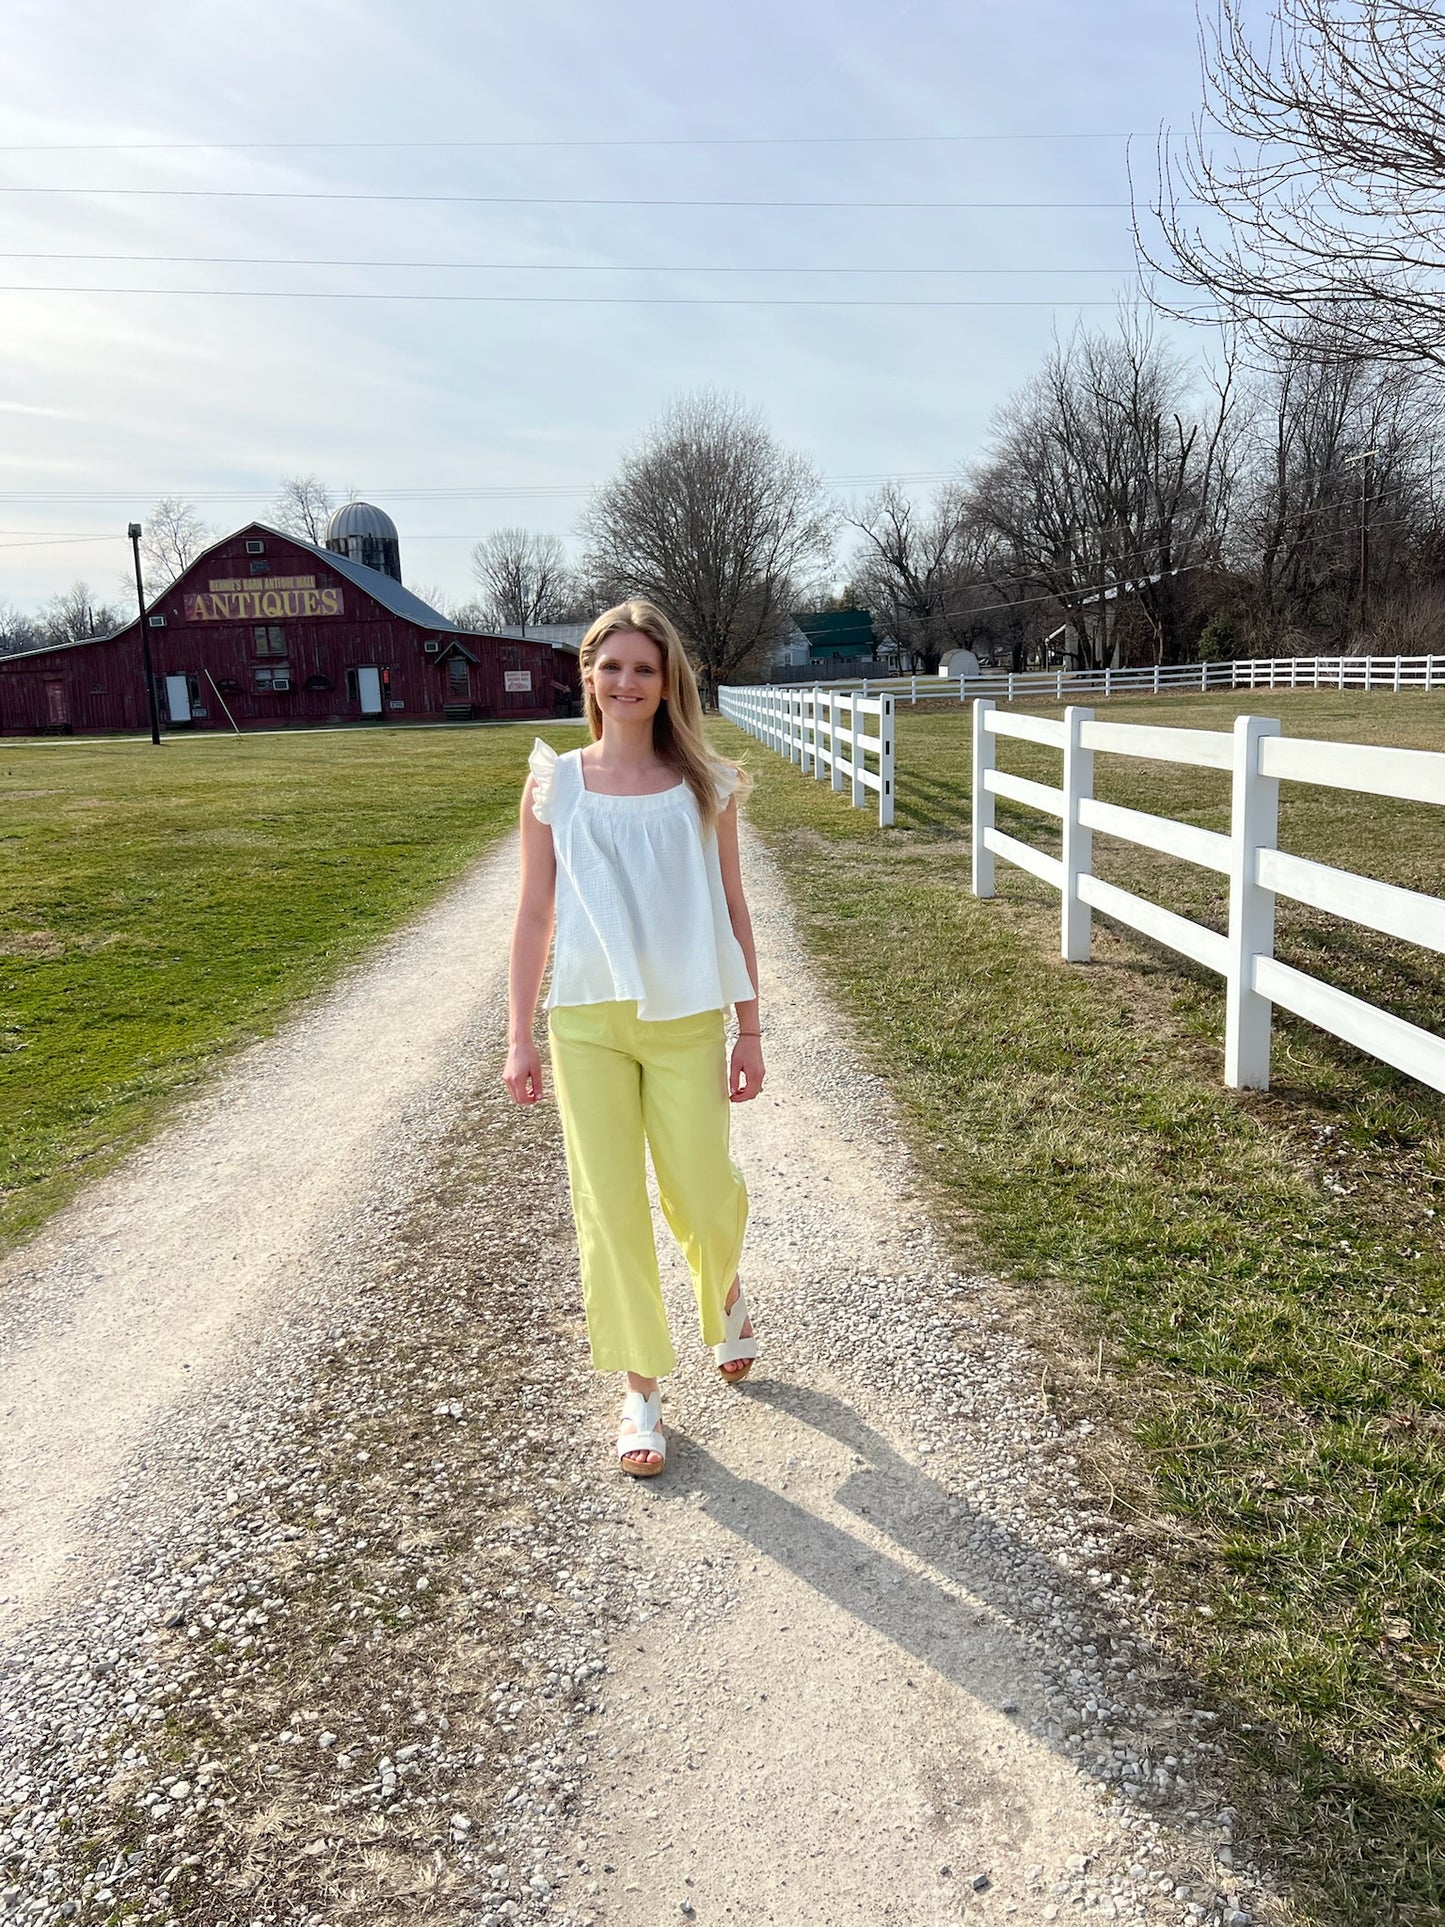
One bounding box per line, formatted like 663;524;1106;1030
183;575;344;622
504;669;533;692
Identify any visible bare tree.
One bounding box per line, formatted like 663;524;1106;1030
1139;0;1445;368
469;528;577;630
0;600;40;657
37;583;125;647
270;474;338;544
581;390;836;704
140;497;213;593
965;317;1236;665
1231;318;1441;647
846;483;981;672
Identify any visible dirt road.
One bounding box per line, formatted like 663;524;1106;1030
0;826;1277;1927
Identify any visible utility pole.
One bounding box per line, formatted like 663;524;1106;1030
1344;450;1377;635
127;522;162;745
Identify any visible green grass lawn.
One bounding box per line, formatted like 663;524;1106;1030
715;690;1445;1927
0;725;577;1254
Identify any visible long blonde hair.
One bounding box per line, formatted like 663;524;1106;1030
578;599;752;833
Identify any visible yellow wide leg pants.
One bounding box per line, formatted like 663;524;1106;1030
547;999;749;1378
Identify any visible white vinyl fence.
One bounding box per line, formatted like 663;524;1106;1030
784;652;1445;708
972;700;1445;1095
720;682;896;826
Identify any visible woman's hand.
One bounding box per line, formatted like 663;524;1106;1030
504;1040;545;1105
729;1033;765;1103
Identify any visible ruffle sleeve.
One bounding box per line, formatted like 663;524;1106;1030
527;737;560;823
710;756;754;809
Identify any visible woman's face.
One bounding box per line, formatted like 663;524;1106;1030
589;629;666;724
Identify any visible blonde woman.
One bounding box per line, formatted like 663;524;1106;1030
503;600;764;1476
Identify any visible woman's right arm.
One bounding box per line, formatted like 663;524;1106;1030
503;775;557;1105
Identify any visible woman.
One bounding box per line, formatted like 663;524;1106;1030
502;600;765;1477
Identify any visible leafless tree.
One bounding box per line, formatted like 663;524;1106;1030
270;474;338;544
965;316;1237;665
1230;318;1441;647
140;497;213;593
846;483;984;672
0;600;40;656
1138;0;1445;368
469;528;578;630
581;390;836;705
37;583;125;646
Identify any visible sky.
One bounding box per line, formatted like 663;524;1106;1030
0;0;1249;615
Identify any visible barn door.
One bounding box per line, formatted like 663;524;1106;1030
165;673;191;723
44;680;69;727
356;665;383;715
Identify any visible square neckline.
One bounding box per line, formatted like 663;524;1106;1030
573;747;687;801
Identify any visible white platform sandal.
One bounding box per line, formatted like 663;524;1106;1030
616;1388;666;1477
713;1284;758;1382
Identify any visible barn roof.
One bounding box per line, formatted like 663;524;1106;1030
0;523;469;663
281;531;469;632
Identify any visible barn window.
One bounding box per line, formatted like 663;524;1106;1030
245;539;265;555
304;673;332;692
253;625;286;656
249;560;270;575
216;677;241;694
345;668;358;701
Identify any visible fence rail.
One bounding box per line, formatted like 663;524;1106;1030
720;682;896;826
972;700;1445;1095
764;652;1445;708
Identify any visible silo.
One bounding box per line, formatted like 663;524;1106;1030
325;501;402;582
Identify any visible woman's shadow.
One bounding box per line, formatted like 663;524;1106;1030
654;1374;1186;1802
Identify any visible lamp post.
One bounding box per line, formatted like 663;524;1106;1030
127;522;162;745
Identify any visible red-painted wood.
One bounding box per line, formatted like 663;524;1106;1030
0;525;581;735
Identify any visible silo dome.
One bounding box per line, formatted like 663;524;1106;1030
325;500;402;582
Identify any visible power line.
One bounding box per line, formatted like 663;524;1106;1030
0;133;1176;154
0;286;1204;308
0;187;1175;210
0;474;959;512
0;252;1140;275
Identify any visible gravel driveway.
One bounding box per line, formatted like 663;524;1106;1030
0;827;1282;1927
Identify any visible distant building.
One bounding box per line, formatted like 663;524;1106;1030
0;510;581;735
939;646;981;678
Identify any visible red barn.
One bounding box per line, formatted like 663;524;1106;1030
0;517;581;735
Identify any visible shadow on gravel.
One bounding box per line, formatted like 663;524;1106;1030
654;1375;1252;1885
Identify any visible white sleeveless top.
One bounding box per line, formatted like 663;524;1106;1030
528;740;757;1022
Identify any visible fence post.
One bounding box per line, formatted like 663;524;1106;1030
1104;665;1114;699
830;691;845;791
910;675;918;705
810;685;822;775
1153;663;1160;694
1394;656;1403;693
959;674;967;703
1007;672;1016;702
878;693;895;827
972;698;996;897
1061;705;1095;962
1224;713;1282;1090
849;697;866;809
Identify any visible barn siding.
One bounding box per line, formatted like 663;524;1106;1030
0;526;580;736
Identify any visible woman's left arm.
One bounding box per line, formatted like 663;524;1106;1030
716;797;765;1103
